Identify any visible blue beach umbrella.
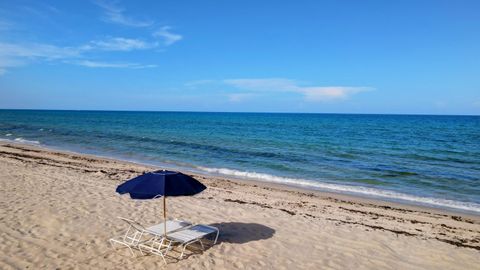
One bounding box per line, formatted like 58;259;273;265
116;170;207;236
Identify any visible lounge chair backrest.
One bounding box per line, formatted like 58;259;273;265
118;217;146;245
119;217;146;231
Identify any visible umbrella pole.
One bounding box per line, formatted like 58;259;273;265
163;195;167;237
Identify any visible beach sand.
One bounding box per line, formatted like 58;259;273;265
0;142;479;269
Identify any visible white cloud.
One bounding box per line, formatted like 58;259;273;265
153;26;183;46
75;60;157;69
93;0;152;27
84;37;153;51
223;78;372;102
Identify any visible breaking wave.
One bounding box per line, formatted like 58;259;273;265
197;166;480;213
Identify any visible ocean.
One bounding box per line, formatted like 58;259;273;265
0;110;479;213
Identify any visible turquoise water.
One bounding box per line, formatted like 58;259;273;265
1;110;479;213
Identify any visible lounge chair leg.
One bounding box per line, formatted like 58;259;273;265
109;240;116;250
179;244;187;259
214;231;219;244
199;240;205;250
128;246;135;257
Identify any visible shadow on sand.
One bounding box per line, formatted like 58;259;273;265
209;222;275;244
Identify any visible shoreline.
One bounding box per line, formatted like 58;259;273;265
2;140;479;217
1;141;479;269
1;141;480;227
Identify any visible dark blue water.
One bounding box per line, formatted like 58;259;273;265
1;110;479;213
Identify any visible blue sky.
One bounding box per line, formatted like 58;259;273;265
0;0;479;114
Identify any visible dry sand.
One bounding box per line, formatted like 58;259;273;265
0;142;479;269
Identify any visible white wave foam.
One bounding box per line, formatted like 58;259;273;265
5;133;12;136
13;138;40;144
197;166;480;213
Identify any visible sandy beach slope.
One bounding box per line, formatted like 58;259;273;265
0;142;479;269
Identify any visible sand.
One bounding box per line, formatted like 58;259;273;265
0;142;479;269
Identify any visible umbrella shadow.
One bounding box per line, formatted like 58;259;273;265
171;222;275;259
209;222;275;244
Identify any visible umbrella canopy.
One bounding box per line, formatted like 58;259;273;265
116;170;206;236
116;170;206;199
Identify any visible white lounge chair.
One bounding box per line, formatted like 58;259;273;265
109;217;191;257
165;224;220;259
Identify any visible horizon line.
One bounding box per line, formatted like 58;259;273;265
0;108;479;117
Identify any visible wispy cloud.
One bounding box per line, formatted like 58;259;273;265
0;1;182;74
21;4;60;19
224;78;297;91
434;101;447;108
0;41;158;72
0;42;81;73
153;26;183;46
75;60;157;69
0;42;78;74
93;0;153;27
222;78;372;102
92;1;183;46
0;56;25;76
45;4;61;14
300;86;371;101
0;20;12;31
228;93;255;102
84;37;153;51
0;42;80;59
184;79;216;87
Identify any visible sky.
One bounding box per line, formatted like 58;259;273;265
0;0;479;114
